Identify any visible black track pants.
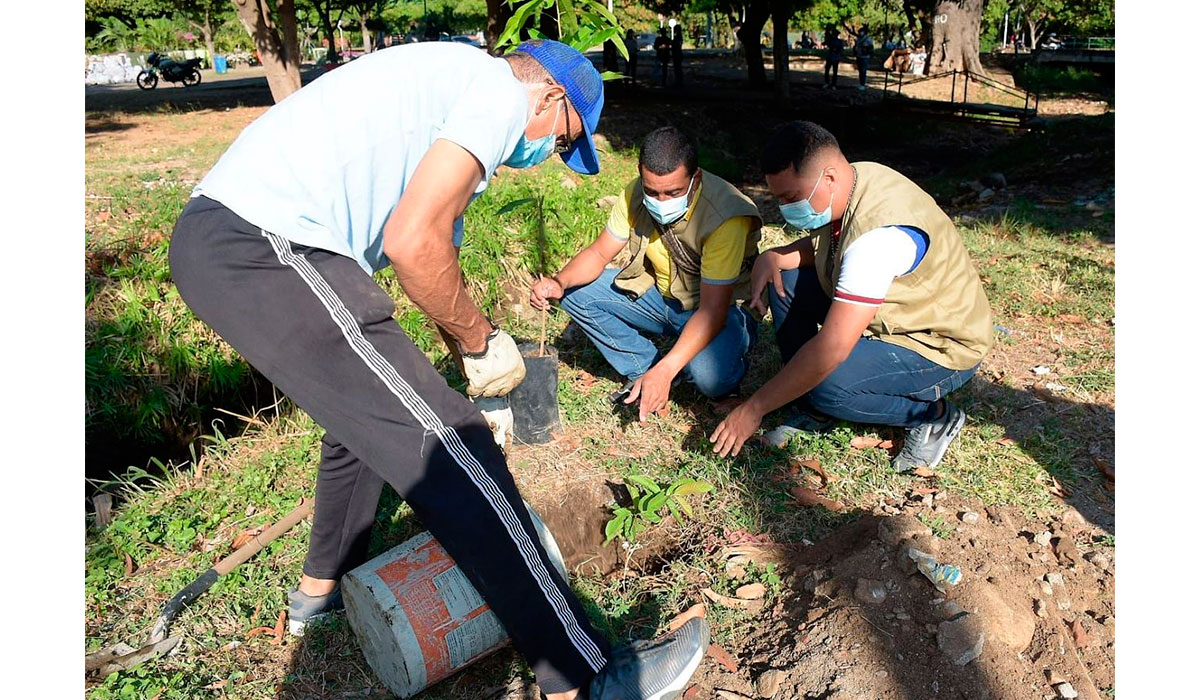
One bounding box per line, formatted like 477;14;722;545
169;196;610;693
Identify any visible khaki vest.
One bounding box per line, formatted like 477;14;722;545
614;170;763;311
812;162;994;370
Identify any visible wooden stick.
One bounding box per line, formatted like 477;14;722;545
539;306;547;357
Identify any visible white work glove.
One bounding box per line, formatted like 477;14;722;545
480;406;514;449
461;327;526;398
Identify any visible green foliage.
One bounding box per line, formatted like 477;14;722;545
918;512;953;539
93;16;137;52
496;0;629;65
604;476;714;544
1013;64;1102;95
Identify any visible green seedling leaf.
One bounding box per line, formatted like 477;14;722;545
672;480;715;497
675;497;694;518
667;501;682;523
496;197;539;217
626;475;661;495
626;483;640;502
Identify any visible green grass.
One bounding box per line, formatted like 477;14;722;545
85;109;1114;699
1012;65;1106;95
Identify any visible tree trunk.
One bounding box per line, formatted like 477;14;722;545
738;1;770;85
485;0;512;50
926;0;986;74
231;0;301;101
202;9;217;68
1026;16;1042;51
771;0;790;101
360;15;372;52
315;2;339;64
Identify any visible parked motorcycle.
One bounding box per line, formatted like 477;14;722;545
136;52;203;90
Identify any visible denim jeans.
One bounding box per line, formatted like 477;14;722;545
560;269;755;397
768;267;978;428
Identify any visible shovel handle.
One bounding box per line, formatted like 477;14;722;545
149;498;313;642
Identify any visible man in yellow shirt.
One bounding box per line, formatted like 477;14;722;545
530;127;763;421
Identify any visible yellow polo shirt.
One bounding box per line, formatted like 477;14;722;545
604;180;754;299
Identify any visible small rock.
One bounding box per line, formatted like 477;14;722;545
755;669;783;698
922;493;935;508
874;669;889;678
1084;551;1111;571
1046;668;1068;685
975;562;992;576
959;179;985;193
895;611;912;621
983;172;1007;190
591;133;611;151
1039;581;1055;597
961;511;980;524
940;601;967;620
1045;572;1065;587
1057;599;1072;611
1055;682;1079;699
977;188;996;203
1034;531;1053;547
595;194;619;210
855;579;888;605
736;583;767;600
937;614;985;666
1035;599;1048;618
559;175;578;189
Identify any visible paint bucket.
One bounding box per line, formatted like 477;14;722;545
342;503;566;698
509;343;561;444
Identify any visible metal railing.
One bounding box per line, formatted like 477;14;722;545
882;68;1039;126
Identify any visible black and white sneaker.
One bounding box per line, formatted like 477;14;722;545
287;585;343;637
892;400;967;473
588;617;710;700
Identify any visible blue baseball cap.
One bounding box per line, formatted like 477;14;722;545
517;39;604;175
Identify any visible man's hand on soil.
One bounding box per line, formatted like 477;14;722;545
710;399;765;457
626;364;677;422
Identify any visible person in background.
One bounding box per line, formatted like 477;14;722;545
624;28;639;81
823;26;844;89
710;121;993;474
854;26;874;91
672;24;685;86
529;127;763;421
654;28;672;87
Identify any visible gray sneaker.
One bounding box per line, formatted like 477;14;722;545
287;585;343;637
588;617;710;700
892;401;966;473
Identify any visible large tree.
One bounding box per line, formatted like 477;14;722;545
905;0;986;74
231;0;302;100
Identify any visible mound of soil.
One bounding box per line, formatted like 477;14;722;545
683;497;1114;700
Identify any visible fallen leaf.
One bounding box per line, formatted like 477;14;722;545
683;686;701;699
554;434;582;451
1069;618;1096;648
202;680;228;690
577;370;596;388
735;583;767;600
97;210;112;222
702;587;760;610
878;439;894;450
124;552;136;577
789;485;844;512
911;486;939;496
232;528;263;551
1091;455;1114;481
722;529;776;546
707;642;739;673
271;611;286;645
1058;314;1086;324
712;396;746;415
667;603;707;632
1048;476;1071;498
997;437;1018;447
850;436;883;449
911;465;938;478
1031;384;1059;402
791;458;834;485
246;626;275;639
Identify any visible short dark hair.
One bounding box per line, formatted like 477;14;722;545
639;126;698;176
760;121;840;176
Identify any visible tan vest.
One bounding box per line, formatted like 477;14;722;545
614;170;763;311
812;162;994;370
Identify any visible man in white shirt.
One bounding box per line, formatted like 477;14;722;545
170;40;708;700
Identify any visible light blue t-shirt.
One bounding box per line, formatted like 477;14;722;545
193;43;529;273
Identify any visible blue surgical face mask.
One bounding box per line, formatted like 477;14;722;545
504;99;561;169
778;169;832;230
643;172;696;225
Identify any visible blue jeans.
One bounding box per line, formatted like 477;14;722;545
769;267;978;428
560;269;755;397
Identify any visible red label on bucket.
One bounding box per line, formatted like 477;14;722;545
374;537;506;682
